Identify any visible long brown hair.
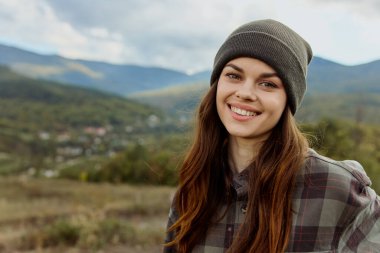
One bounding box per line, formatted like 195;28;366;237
165;81;308;252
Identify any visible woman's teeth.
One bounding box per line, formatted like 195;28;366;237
231;106;257;116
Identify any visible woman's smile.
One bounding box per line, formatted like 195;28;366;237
229;104;261;120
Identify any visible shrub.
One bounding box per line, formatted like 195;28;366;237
17;219;81;250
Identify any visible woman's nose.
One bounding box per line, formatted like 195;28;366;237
235;81;257;101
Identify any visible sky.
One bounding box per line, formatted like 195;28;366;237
0;0;379;74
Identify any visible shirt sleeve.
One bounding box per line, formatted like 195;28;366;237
163;199;179;253
338;183;380;252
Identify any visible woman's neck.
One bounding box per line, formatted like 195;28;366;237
228;136;261;174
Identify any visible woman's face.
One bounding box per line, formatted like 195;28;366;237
216;57;287;143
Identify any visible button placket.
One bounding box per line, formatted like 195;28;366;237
241;203;247;214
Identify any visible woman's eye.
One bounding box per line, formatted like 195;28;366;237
260;82;277;88
226;73;240;80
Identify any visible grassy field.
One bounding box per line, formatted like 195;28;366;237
0;176;175;253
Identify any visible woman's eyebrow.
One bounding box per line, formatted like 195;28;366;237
225;64;279;78
225;63;243;72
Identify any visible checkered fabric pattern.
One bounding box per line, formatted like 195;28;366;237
163;149;380;252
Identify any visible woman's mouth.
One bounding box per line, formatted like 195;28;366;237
230;105;261;117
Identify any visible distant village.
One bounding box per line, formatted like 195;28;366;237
32;113;172;177
31;112;191;174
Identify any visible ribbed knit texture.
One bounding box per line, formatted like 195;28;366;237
211;19;313;114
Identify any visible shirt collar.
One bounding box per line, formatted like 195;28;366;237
231;169;249;199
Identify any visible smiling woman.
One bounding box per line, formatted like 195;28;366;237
163;19;380;253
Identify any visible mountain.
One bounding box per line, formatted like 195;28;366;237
307;57;380;93
0;44;202;95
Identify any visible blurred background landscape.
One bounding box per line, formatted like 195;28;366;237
1;0;380;252
1;41;380;253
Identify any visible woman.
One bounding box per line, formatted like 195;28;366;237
163;19;380;253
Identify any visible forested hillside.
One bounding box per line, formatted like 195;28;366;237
0;66;164;131
0;66;175;177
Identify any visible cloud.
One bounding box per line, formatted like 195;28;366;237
0;0;277;71
45;0;280;71
0;0;379;72
281;0;380;65
309;0;380;16
0;0;126;63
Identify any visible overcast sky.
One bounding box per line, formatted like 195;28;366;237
0;0;379;73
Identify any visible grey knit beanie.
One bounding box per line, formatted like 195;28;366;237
210;19;313;114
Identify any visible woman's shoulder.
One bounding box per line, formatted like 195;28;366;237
290;149;380;252
293;148;376;211
301;148;372;188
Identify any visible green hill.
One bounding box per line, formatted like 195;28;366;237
130;82;208;118
0;66;163;132
297;93;380;124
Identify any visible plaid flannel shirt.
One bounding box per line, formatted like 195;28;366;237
164;149;380;252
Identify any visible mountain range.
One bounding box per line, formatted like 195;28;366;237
1;43;379;96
